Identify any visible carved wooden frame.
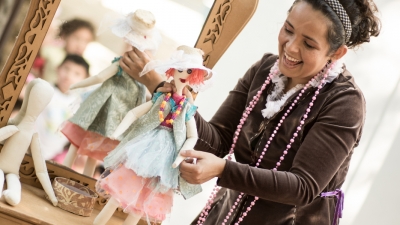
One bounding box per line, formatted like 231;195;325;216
0;0;258;223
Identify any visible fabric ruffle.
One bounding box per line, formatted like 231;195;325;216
96;165;173;223
116;127;180;192
61;121;119;161
262;60;344;119
140;50;214;78
110;15;161;53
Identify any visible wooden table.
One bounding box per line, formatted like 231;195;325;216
0;183;125;225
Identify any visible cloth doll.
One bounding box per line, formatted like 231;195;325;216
93;45;213;225
61;9;161;177
1;78;58;206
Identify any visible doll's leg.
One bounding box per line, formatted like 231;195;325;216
0;169;4;198
83;157;97;177
122;213;143;225
93;197;119;225
2;173;21;206
63;144;78;167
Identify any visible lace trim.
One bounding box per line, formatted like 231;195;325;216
261;60;344;119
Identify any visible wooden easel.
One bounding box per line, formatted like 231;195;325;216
0;0;258;224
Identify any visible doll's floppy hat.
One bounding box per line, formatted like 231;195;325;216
140;45;214;88
111;9;161;53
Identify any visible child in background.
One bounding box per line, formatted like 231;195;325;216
39;18;95;84
36;54;90;162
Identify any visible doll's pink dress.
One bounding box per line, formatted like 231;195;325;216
61;122;119;161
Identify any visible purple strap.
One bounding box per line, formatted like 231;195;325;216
320;189;344;225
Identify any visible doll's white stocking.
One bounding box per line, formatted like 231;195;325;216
93;197;119;225
123;213;142;225
3;173;21;206
83;157;97;177
63;144;78;167
0;169;4;198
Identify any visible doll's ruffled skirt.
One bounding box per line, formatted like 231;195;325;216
61;121;119;161
118;126;180;191
96;165;173;222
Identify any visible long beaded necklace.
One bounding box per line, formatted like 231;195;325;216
197;59;335;225
159;92;186;124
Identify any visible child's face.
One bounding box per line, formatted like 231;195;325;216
64;28;94;56
57;61;87;93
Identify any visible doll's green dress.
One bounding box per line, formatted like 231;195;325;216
61;57;147;161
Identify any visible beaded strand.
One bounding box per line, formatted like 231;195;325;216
159;93;186;124
197;60;335;225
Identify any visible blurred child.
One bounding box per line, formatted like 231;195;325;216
39;18;95;84
36;54;89;162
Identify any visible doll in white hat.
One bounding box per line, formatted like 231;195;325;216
61;9;161;177
93;45;213;225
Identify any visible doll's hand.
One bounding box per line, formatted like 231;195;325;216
179;150;226;184
69;83;78;90
183;87;194;104
110;133;118;140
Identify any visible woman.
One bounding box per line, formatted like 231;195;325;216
120;0;380;224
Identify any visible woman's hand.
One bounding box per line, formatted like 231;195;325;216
156;81;176;93
179;150;226;184
120;47;164;92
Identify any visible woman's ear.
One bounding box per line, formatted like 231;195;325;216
330;45;348;62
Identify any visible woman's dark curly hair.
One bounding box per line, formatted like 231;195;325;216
290;0;381;53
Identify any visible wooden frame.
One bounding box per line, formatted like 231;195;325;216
0;0;258;223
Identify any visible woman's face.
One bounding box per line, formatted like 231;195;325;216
278;2;333;83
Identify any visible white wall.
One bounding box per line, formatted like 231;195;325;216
170;0;400;224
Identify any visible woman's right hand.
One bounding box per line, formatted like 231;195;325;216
120;47;164;92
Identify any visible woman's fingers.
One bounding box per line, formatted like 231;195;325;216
179;150;226;184
156;82;176;93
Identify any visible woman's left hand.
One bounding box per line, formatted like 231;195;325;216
179;150;226;184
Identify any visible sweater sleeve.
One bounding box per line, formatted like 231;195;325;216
194;54;273;157
217;87;365;206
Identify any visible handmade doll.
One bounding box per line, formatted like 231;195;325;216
1;78;58;206
93;45;213;225
61;9;161;176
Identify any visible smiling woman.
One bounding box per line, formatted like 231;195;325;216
132;0;381;224
278;2;347;92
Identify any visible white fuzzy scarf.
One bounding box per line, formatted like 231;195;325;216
261;60;344;119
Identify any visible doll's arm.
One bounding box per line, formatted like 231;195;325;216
0;125;18;142
111;101;153;139
70;62;119;90
30;133;58;206
172;117;198;168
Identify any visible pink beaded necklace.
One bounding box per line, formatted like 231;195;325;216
197;59;336;225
